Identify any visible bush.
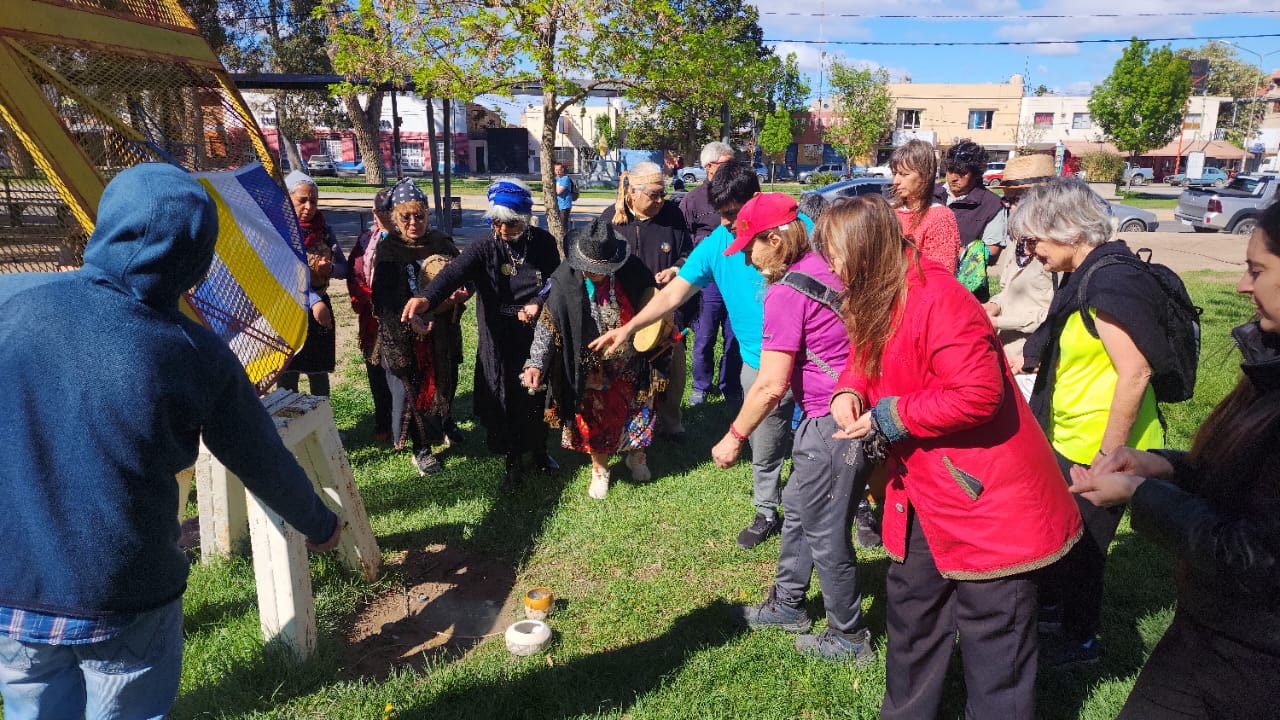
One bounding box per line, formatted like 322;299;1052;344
808;172;839;187
1079;151;1125;184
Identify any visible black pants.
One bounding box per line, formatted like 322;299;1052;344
277;370;330;397
1119;611;1280;719
881;513;1039;720
1041;450;1126;643
365;360;392;435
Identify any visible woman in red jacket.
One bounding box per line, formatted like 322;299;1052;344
825;194;1082;719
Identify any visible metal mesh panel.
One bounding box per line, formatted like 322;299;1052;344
53;0;195;30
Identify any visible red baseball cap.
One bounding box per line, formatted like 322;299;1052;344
724;192;799;256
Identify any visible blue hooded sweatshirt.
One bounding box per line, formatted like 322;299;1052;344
0;164;337;619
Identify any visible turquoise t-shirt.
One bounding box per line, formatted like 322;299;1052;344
678;224;767;368
677;214;814;369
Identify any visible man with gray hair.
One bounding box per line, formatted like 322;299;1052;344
680;141;743;407
601;161;693;440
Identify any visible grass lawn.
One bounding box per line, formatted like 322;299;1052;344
143;274;1262;718
1115;192;1179;210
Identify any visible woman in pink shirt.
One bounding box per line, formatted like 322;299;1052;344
890;139;960;273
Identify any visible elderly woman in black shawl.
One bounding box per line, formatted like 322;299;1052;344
372;178;468;476
521;218;661;500
403;180;561;489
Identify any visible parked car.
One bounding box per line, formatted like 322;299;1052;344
334;160;365;175
676;165;707;184
1174;173;1280;234
804;177;894;204
306;154;335;176
1123;162;1155;186
755;162;794;181
865;164;893;178
983;161;1006;186
1107;198;1160;233
1168;167;1230;188
796;164;850;184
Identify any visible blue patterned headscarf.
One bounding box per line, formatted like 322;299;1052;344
390;177;427;207
486;181;533;216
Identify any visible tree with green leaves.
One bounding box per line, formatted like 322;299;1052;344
758;108;793;189
824;62;893;165
328;0;676;241
1089;39;1191;170
1174;42;1266;148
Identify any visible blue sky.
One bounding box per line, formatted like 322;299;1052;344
757;1;1280;100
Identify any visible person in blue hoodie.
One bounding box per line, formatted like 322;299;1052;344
0;164;340;719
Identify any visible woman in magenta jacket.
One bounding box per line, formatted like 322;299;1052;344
825;195;1082;719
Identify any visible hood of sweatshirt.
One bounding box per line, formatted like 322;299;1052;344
81;163;219;309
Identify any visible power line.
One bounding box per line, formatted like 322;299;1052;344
760;10;1280;20
766;33;1280;47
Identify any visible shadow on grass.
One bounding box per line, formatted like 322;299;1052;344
401;600;746;719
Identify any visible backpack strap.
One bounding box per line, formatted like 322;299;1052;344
777;270;844;379
1075;253;1141;339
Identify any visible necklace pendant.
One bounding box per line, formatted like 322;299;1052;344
501;263;514;276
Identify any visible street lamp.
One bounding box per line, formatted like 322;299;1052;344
1212;40;1280;169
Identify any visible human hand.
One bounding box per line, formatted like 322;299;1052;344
711;433;743;469
983;301;999;328
401;296;431;323
410;315;433;335
312;302;333;329
449;287;470;304
1068;465;1145;508
655;267;678;285
833;411;872;440
830;392;862;434
517;303;541;324
522;367;542;391
588;326;631;356
1089;446;1173;478
1009;354;1025;374
306;521;342;552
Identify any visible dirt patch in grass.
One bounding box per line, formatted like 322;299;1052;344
339;544;520;680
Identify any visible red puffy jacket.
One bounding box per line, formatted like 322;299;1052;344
836;258;1081;579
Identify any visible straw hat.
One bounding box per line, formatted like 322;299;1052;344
999;154;1057;191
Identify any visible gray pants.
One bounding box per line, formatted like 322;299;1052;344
740;363;795;513
773;413;867;633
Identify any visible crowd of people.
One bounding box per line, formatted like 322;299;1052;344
3;147;1276;717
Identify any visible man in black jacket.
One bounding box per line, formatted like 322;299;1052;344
934;139;1007;301
601;160;694;440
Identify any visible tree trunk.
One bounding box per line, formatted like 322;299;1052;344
343;92;385;186
442;98;453;233
542;88;564;244
424;96;444;228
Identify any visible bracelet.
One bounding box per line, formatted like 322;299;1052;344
728;423;748;442
1097;448;1109;457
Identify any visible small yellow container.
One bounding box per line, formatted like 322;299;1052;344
524;586;554;619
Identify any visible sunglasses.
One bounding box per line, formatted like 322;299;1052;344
493;219;525;229
398;212;426;223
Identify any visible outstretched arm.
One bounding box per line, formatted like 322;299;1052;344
588;276;700;355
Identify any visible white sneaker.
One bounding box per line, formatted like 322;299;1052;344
625;451;651;482
588;466;610;499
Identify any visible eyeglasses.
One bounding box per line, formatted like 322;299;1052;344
1017;236;1041;249
635;188;665;201
493;219;525;229
398;212;425;223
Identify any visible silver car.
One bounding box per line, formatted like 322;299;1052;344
1106;198;1160;233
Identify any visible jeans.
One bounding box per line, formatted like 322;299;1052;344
739;363;794;513
0;598;184;720
691;282;742;397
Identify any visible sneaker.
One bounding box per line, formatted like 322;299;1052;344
1041;637;1102;671
796;628;876;664
533;452;560;473
854;500;882;549
588;466;610;499
688;391;706;406
734;588;812;633
625;451;651;482
442;421;465;449
414;450;443;475
737;511;781;550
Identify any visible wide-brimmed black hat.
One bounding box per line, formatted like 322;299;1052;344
566;217;629;274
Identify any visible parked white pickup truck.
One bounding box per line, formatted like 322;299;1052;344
1173;173;1280;235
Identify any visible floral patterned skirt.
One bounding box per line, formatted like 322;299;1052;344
561;357;654;454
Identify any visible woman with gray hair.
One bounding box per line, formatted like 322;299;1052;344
1011;177;1166;670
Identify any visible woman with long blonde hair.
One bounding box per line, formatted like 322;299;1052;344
825;194;1081;719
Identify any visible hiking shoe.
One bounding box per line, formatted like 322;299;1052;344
441;420;465;449
588;466;610;499
414;450;443;475
735;588;812;633
737;511;781;550
854;500;882;549
625;451;651;482
1041;637;1102;671
796;628;876;664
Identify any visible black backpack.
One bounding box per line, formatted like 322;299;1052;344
569;176;580;202
1075;249;1202;403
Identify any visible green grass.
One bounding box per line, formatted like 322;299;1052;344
88;273;1264;718
1116;192;1178;210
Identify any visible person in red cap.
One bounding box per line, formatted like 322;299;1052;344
712;192;875;661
